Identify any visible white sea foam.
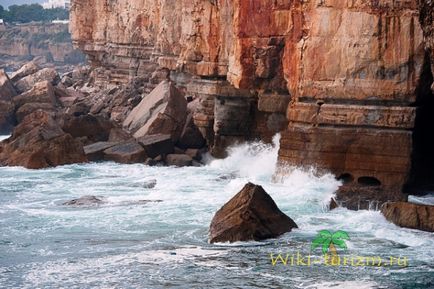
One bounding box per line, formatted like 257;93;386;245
1;134;433;288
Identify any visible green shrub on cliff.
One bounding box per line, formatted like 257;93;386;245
0;4;69;23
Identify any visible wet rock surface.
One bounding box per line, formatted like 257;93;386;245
382;202;434;232
209;183;297;243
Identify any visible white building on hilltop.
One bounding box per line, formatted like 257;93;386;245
42;0;71;9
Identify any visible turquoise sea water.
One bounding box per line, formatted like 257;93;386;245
0;135;433;288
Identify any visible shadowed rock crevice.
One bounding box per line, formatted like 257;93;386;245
405;51;434;195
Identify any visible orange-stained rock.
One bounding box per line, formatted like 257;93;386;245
70;0;434;192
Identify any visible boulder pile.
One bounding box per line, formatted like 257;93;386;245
0;62;208;169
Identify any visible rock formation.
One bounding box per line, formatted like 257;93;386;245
0;69;17;133
209;183;297;243
382;202;434;232
0;23;85;72
69;0;434;196
0;110;87;169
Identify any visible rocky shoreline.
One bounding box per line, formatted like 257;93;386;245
0;62;208;169
0;61;433;236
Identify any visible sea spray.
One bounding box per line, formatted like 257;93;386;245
0;135;433;288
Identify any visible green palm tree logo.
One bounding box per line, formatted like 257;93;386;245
311;230;350;263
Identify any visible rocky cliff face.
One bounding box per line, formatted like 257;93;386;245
70;0;434;193
0;23;85;72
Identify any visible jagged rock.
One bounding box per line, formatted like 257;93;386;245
209;183;297;243
0;70;17;133
185;148;202;161
0;110;87;169
71;65;91;82
15;68;60;93
0;101;15;134
108;127;132;142
177;109;206;149
84;141;119;161
333;184;407;211
329;198;339;210
66;101;90;116
13;81;59;124
123;80;187;141
10;62;40;82
104;141;146;164
0;69;17;100
137;134;174;158
382;202;434;232
165;154;193;167
13;81;58;108
16;103;56;123
60;114;113;143
63;195;104;206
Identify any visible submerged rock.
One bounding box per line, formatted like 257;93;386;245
209;183;297;243
381;202;434;232
143;179;157;189
165;154;193;167
63;195;104;206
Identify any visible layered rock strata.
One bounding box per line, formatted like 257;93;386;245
70;1;434;193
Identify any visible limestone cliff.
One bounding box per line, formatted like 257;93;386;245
70;0;434;193
0;23;85;72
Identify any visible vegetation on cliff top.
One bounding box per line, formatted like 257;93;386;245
0;4;68;23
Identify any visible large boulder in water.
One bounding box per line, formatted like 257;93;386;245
381;202;434;232
209;183;298;243
0;110;87;169
123;80;187;141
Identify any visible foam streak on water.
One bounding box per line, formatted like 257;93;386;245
0;134;433;289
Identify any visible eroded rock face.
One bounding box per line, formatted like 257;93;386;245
70;0;434;192
382;202;434;232
209;183;297;243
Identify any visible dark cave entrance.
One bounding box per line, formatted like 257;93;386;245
405;51;434;195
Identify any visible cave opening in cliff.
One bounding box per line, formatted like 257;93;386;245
405;51;434;195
